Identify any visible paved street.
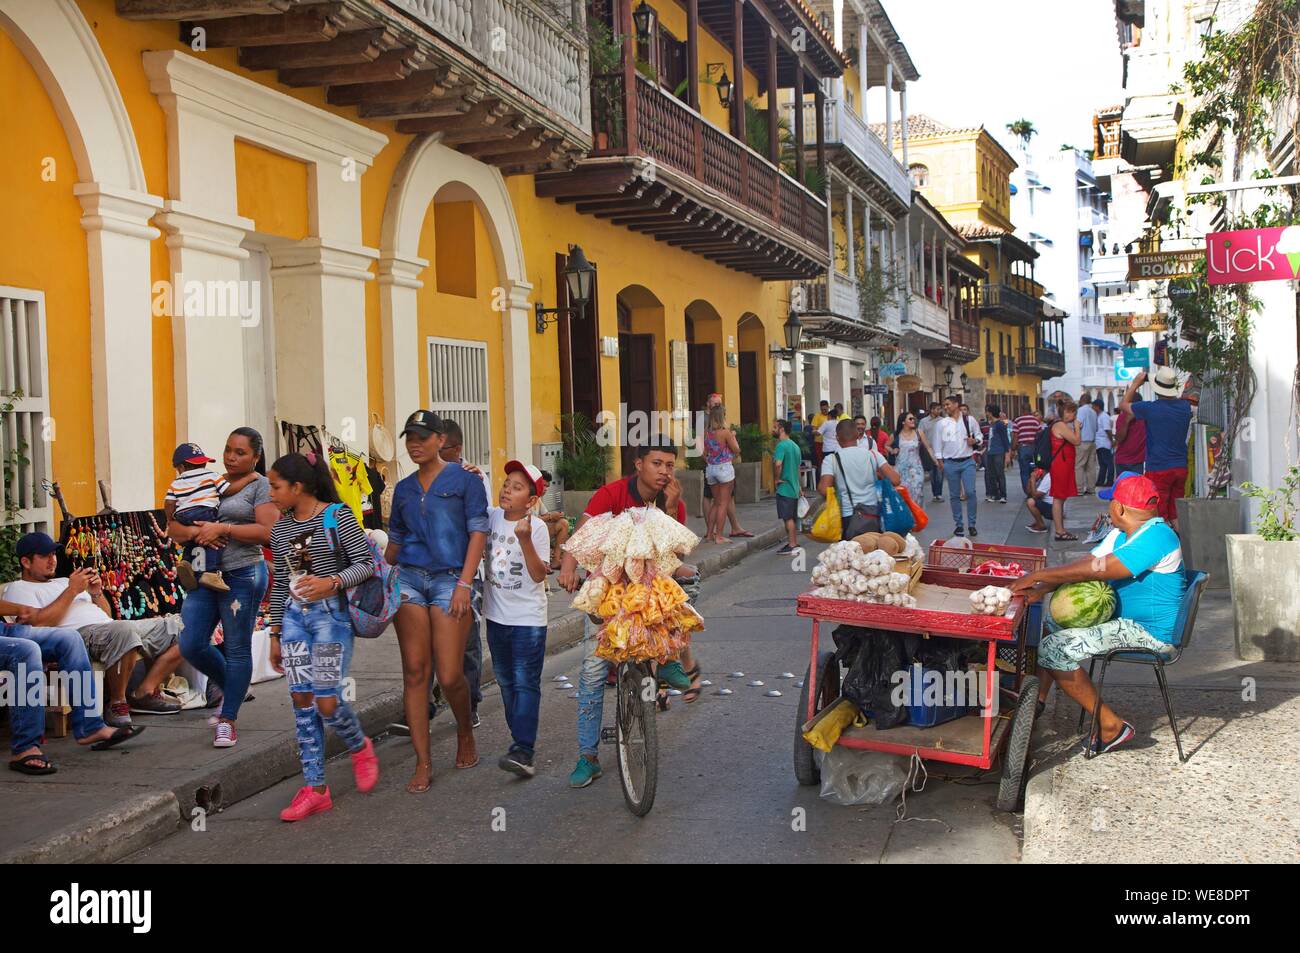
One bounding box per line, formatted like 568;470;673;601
129;490;1043;864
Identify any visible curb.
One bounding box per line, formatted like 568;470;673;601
0;791;180;865
20;517;787;863
1020;759;1058;864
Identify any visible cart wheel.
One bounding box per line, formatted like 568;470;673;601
793;650;840;786
996;676;1039;812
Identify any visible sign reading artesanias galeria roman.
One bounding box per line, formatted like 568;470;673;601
1206;225;1300;285
1126;248;1202;281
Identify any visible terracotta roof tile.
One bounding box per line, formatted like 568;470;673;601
868;114;985;143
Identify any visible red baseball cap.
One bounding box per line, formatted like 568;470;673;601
1110;473;1160;510
504;460;547;497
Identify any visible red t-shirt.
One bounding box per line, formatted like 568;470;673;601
1113;410;1147;466
584;476;687;524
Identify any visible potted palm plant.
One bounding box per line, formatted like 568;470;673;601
1226;465;1300;661
555;413;611;518
732;423;771;504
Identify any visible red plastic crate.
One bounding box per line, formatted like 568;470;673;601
925;540;1047;576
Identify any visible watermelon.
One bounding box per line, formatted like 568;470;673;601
1049;581;1117;629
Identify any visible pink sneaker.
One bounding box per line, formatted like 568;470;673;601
351;737;379;793
213;721;237;748
279;785;332;822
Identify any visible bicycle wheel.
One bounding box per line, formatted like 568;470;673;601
616;661;659;816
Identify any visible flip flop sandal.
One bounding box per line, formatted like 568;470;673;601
455;757;480;770
9;753;57;775
90;725;145;750
682;666;703;704
1055;533;1079;541
729;531;755;538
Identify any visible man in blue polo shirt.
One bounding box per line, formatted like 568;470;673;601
1009;473;1186;755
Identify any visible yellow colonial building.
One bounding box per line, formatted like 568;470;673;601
0;0;842;523
880;114;1059;416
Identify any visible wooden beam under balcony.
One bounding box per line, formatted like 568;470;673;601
396;99;510;135
327;68;463;106
278;48;425;87
119;0;289;18
182;4;354;48
460;130;556;159
238;28;398;71
439;117;528;146
487;138;572;172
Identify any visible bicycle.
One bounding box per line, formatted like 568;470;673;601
600;573;699;817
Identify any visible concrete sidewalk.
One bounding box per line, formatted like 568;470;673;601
1011;492;1300;863
0;498;791;864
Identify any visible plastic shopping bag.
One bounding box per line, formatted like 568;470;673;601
896;484;928;532
817;747;908;807
808;487;843;543
875;478;916;536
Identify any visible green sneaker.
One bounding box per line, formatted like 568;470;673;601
657;661;691;691
568;756;603;788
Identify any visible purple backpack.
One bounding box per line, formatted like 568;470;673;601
321;504;400;638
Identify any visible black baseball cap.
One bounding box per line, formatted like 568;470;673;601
400;410;446;439
16;532;59;559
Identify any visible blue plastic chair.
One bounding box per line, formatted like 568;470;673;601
1078;570;1209;762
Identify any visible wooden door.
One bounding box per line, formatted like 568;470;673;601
558;252;602;431
738;351;760;426
687;342;715;416
619;332;656;474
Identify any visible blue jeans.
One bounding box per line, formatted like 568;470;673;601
179;561;269;721
929;459;945;497
944;457;978;527
485;621;547;756
1;626;107;751
1017;445;1036;498
1097;448;1115;486
175;505;221;572
576;616;611;758
280;599;367;786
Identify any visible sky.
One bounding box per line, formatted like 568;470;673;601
875;0;1126;160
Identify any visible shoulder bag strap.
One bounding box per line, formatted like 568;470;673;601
831;452;856;510
319;504;355;610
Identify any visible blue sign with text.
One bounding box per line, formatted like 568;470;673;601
879;362;907;378
1122;347;1149;369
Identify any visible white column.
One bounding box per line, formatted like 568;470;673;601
74;184;164;510
901;81;910;168
858;23;869;117
378;253;426;472
156;203;253;460
504;279;536;462
885;61;894;144
267;238;376;445
863;208;872;272
845;188;856;279
832;0;844;100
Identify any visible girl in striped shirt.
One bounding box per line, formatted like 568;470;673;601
266;453;379;822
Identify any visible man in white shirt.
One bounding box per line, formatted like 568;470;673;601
1093;399;1114;487
1024;469;1055;533
817;419;903;538
933;395;983;537
1075;393;1099;495
917;401;945;501
5;533;182;727
818;413;842;454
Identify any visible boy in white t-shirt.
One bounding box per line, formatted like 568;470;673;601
483;460;551;779
1024;468;1055;534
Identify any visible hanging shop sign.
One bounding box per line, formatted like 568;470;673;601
1206;225;1300;285
878;361;907;378
1122;347;1149;369
1115;364;1141;382
1127;248;1203;281
895;374;923;393
1104;313;1169;334
863;384;890;396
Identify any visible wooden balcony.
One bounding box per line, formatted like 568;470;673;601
536;73;830;279
922;317;979;365
1018;347;1066;379
976;282;1042;327
117;0;591;173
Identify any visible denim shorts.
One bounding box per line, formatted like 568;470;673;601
397;565;482;619
705;462;735;485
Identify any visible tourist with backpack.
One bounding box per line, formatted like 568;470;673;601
265;452;379;821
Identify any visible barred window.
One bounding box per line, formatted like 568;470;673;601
427;337;491;469
0;286;52;535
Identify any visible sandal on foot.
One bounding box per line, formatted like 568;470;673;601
729;531;755;538
9;753;56;775
1054;533;1079;541
682;665;703;703
90;725;145;750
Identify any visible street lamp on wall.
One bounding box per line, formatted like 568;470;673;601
960;371;969;391
535;244;595;334
706;63;732;109
943;365;954;387
633;1;656;43
783;308;804;353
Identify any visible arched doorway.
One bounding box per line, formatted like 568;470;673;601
736;312;768;428
684;299;723;417
616;284;665;474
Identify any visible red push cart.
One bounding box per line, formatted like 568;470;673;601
793;567;1039;811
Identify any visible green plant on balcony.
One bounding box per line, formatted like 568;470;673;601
741;99;826;195
555;412;612;491
585;16;627;148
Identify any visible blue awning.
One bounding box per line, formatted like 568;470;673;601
1083;336;1121;350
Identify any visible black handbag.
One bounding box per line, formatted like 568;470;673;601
832;452;880;538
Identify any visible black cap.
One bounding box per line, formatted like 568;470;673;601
16;532;59;559
400;410;445;439
171;442;214;467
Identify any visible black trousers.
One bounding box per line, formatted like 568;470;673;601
984;453;1007;500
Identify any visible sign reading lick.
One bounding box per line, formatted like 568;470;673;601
1206;225;1300;285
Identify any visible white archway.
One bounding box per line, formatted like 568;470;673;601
0;0;162;509
379;136;534;463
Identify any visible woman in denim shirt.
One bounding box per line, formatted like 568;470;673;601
385;410;489;792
